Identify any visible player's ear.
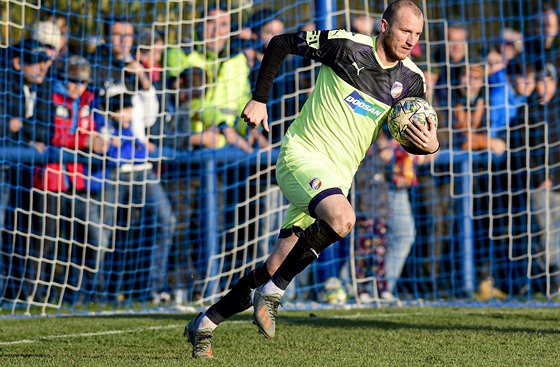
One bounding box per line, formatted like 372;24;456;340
380;19;389;33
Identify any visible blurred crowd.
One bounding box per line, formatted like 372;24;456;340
0;2;559;309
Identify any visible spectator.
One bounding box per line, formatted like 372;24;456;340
482;50;537;300
134;26;167;153
350;14;376;35
31;20;63;59
416;25;472;295
166;5;254;152
164;5;254;301
486;45;509;143
452;64;501;152
501;28;524;65
32;56;110;304
524;2;559;70
451;63;493;298
0;40;53;302
518;63;560;297
488;48;537;146
89;16;160;151
247;8;291;145
135;27;165;91
95;90;176;304
353;146;389;302
160;65;208;303
376;128;437;300
490;63;536;299
431;22;470;106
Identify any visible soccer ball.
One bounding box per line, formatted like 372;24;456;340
387;97;438;147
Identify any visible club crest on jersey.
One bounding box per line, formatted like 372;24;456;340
344;91;384;121
309;177;322;190
391;82;403;98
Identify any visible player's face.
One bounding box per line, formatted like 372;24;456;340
381;8;423;62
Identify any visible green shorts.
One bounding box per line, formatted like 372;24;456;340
275;145;352;231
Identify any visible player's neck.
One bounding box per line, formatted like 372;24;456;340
375;36;399;68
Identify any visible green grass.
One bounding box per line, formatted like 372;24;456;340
1;307;560;366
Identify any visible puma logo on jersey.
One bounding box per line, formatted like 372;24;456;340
352;62;365;75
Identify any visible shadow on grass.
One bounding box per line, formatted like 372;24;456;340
63;310;560;336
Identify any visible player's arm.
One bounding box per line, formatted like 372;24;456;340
241;33;301;131
242;31;332;130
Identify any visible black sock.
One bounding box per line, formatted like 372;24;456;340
206;262;271;325
272;220;342;290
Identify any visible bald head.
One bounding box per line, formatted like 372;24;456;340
382;0;423;24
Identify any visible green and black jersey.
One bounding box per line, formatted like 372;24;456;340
254;29;426;181
253;30;426;226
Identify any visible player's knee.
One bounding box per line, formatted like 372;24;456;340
314;195;355;237
333;216;355;237
324;211;355;237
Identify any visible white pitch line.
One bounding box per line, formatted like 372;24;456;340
0;309;505;346
0;323;182;346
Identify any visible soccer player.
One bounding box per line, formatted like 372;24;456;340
184;0;439;359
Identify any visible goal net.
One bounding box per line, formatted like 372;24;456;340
1;0;559;316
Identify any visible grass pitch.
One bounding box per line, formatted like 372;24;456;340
1;306;560;366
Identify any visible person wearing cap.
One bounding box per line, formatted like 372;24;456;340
2;40;53;146
93;90;176;304
31;20;63;59
0;39;54;302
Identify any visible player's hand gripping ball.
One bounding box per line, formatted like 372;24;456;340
387;97;438;147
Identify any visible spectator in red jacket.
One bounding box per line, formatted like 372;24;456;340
32;55;111;304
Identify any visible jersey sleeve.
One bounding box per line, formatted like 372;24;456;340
251;29;351;103
293;29;369;68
